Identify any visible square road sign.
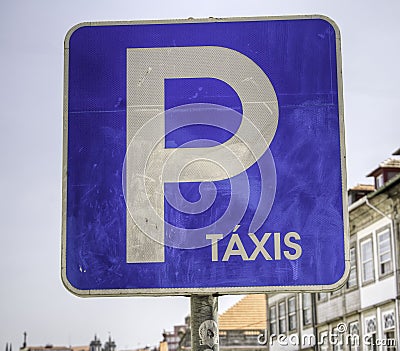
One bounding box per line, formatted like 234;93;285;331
62;15;348;296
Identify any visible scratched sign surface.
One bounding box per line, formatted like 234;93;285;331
62;16;348;296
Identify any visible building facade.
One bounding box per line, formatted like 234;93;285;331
218;294;267;351
171;295;267;351
266;153;400;350
267;292;316;351
164;323;189;351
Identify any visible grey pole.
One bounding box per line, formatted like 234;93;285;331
190;295;219;351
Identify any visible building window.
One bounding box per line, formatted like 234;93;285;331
278;301;286;334
348;321;360;351
288;296;297;331
382;311;396;351
387;171;400;182
361;238;375;284
269;306;277;336
347;247;358;288
376;173;384;188
332;326;344;351
377;227;393;276
302;293;312;326
317;292;328;302
319;331;329;351
364;316;377;351
384;331;396;351
383;310;395;329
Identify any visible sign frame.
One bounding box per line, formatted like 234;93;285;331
62;15;349;297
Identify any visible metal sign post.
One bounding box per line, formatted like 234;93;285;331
191;295;219;351
62;15;347;297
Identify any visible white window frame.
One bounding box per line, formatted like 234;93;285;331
332;326;344;351
382;310;396;351
288;296;297;332
269;305;277;336
364;316;377;351
382;310;395;330
278;300;287;334
319;331;329;351
376;173;384;188
376;226;393;277
348;321;360;351
302;293;312;326
360;237;375;285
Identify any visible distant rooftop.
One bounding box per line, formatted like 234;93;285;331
349;184;375;192
219;294;266;330
347;183;376;206
367;157;400;177
23;347;71;351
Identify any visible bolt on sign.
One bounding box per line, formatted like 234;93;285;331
62;15;348;296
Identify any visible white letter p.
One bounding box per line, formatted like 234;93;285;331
124;46;278;263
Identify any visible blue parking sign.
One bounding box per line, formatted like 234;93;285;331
62;16;348;296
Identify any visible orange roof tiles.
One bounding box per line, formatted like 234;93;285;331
71;347;90;351
219;294;267;330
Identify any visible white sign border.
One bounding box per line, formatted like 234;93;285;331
62;14;349;297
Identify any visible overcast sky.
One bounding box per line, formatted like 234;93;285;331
1;0;399;349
